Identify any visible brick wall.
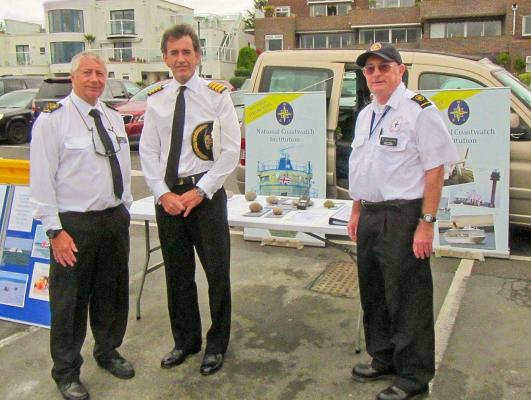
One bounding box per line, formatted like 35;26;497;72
350;5;420;26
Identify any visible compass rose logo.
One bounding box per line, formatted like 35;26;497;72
448;100;470;125
276;102;294;125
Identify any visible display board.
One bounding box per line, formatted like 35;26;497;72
422;88;511;257
0;185;50;327
243;91;327;244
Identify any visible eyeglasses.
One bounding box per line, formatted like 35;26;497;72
90;127;121;157
363;62;396;75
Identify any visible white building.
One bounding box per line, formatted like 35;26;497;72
195;13;255;79
0;1;255;83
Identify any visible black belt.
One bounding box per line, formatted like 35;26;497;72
172;171;207;186
360;198;422;212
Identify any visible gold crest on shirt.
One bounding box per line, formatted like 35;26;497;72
191;121;214;161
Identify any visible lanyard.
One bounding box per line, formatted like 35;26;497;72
369;105;391;138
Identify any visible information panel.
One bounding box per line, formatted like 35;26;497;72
0;185;50;327
422;88;511;257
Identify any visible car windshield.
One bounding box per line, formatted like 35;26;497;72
491;70;531;110
37;82;71;99
0;90;35;108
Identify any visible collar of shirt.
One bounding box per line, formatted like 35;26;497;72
168;72;201;96
370;82;406;113
69;90;104;116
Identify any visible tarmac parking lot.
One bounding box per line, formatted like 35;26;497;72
0;145;529;400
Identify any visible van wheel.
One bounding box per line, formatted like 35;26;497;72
7;121;29;144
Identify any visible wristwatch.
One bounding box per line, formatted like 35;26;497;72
420;213;437;223
195;187;206;198
46;229;63;239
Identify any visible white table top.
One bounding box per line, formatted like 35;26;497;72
130;195;351;236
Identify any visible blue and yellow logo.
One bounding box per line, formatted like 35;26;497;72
276;102;294;125
448;100;470;125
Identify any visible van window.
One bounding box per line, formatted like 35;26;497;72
260;66;333;94
491;70;531;110
419;73;484;90
109;80;127;98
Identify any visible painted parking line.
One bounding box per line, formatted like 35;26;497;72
431;258;474;392
0;326;40;350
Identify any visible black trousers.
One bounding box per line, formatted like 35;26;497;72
357;199;435;392
49;204;130;384
156;185;231;354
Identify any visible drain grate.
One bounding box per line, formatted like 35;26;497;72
308;261;359;298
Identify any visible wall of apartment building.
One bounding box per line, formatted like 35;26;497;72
266;0;310;17
255;16;297;50
0;33;49;76
350;4;420;26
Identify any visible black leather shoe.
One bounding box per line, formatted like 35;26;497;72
352;363;395;382
57;380;90;400
97;355;135;379
161;347;201;369
376;385;429;400
200;353;224;376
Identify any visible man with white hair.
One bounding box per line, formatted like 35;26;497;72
30;52;134;400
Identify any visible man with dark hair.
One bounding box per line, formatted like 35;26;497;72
140;24;240;376
348;43;458;400
30;52;134;400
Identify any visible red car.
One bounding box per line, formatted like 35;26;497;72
116;78;234;146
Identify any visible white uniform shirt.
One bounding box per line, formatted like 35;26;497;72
348;82;458;202
30;91;133;231
139;73;240;201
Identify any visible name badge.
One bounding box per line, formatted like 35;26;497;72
117;136;128;144
380;136;398;147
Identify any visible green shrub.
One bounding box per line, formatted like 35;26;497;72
514;57;526;74
518;72;531;86
496;52;510;68
237;47;257;70
234;67;251;77
230;76;247;89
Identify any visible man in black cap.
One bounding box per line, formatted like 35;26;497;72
347;43;458;400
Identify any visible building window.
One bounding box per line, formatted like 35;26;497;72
275;6;290;17
50;42;85;64
369;0;415;9
265;34;283;51
310;3;351;17
299;32;355;49
110;9;135;35
113;41;133;61
430;20;502;38
523;15;531;36
16;45;30;65
48;9;84;33
40;47;46;55
359;27;421;44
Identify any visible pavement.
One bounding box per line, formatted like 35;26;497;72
0;145;529;399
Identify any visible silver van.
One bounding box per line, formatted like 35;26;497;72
236;49;531;227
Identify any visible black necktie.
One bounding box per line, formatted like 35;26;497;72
88;108;124;200
165;85;186;188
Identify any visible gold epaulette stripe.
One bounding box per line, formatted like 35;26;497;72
147;86;163;96
42;103;62;113
207;82;227;93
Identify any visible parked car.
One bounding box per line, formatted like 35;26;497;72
0;88;38;144
115;79;171;145
31;78;141;119
115;78;235;145
237;49;531;227
0;76;43;97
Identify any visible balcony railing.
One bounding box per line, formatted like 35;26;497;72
200;46;237;63
106;19;137;37
90;47;163;63
1;52;48;67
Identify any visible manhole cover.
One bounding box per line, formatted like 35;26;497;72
308;261;359;298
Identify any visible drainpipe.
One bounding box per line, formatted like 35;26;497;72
512;3;518;36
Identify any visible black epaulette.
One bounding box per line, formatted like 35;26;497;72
105;103;118;112
411;94;432;109
42;102;62;113
147;85;163;96
207;81;227;94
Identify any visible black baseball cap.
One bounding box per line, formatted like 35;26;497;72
356;42;403;67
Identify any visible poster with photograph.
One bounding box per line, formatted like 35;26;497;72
29;262;50;301
244;92;327;245
31;225;50;260
1;236;33;267
422;88;510;257
8;186;33;232
0;271;28;308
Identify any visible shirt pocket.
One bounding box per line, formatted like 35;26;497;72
64;136;92;150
